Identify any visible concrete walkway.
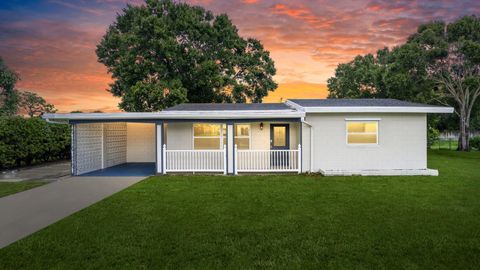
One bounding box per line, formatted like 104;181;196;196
0;161;71;182
0;176;144;248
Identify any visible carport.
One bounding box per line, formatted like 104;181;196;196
71;121;157;176
79;163;155;176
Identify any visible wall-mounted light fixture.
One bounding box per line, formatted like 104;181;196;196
260;122;264;130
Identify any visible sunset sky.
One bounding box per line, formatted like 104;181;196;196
1;0;479;112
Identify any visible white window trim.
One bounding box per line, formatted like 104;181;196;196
345;120;379;146
192;123;226;150
234;124;251;150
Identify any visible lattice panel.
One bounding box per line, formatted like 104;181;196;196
104;122;127;168
74;123;103;175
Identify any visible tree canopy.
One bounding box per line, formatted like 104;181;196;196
0;57;20;116
19;91;57;117
96;0;277;112
327;42;435;103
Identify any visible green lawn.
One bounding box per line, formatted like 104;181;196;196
1;151;480;269
430;139;459;150
0;181;47;198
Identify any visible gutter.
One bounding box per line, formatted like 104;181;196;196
42;110;305;121
45;119;69;125
301;118;314;172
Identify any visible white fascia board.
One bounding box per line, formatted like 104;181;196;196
284;100;305;112
42;110;305;121
302;106;454;113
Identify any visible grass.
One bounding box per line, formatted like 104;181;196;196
430;139;459;150
1;151;480;269
0;181;47;198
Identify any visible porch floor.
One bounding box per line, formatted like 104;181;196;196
80;163;155;177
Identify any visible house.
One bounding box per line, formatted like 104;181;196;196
42;99;453;176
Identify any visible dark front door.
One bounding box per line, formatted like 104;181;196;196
270;124;290;167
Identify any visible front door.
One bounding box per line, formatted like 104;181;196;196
270;124;290;167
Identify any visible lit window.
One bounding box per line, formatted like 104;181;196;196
193;124;226;149
234;124;250;149
346;121;378;144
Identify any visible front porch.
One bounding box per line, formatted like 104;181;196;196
161;121;302;174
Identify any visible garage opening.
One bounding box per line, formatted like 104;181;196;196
72;122;156;176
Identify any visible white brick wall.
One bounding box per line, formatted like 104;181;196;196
74;123;103;175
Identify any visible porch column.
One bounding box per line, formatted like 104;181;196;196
227;123;234;174
156;122;164;174
71;123;76;175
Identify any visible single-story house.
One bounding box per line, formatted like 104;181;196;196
42;99;453;176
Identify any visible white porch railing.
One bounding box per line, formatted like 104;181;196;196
235;144;301;173
161;144;301;174
163;144;227;174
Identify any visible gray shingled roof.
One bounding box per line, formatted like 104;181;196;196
288;99;441;107
165;103;291;111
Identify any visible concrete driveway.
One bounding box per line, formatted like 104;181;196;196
0;176;144;248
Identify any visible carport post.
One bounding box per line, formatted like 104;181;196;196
71;123;76;175
100;123;104;169
156;122;164;174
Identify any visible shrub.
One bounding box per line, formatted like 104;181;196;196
470;136;480;150
0;117;70;169
427;127;440;148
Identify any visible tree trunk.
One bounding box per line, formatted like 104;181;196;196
458;109;469;151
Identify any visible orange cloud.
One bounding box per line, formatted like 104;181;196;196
367;4;382;11
270;4;334;28
242;0;259;4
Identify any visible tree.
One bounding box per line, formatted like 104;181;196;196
96;0;277;112
0;57;20;116
327;45;435;103
19;91;57;117
327;15;480;151
410;16;480;151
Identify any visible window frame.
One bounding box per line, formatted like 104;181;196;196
234;124;251;150
192;123;226;150
345;119;380;146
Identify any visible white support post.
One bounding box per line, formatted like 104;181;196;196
227;124;234;174
297;144;302;174
162;144;167;175
223;144;227;175
71;124;75;175
156;123;163;174
100;123;105;169
234;144;238;175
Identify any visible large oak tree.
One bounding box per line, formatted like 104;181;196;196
96;0;277;112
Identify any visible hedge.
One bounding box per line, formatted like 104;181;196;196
0;117;70;170
470;136;480;150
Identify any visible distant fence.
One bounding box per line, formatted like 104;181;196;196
439;131;480;140
432;130;480;150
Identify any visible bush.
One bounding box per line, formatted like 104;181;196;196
470;136;480;150
0;117;70;170
427;127;440;148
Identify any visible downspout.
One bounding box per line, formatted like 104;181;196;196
301;118;314;173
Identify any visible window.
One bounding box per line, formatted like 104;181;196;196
346;121;378;144
234;124;250;149
193;124;226;149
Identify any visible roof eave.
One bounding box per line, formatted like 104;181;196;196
302;106;454;113
42;110;305;121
